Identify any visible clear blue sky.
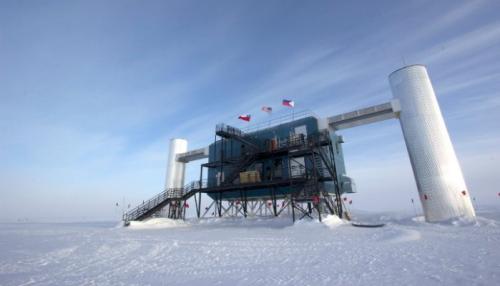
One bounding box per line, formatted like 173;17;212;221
1;0;499;221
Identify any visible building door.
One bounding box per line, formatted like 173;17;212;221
294;125;307;136
290;157;306;177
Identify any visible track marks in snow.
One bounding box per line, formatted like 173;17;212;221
378;228;422;243
1;212;500;286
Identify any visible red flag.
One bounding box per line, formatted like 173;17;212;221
261;106;272;113
282;99;295;108
238;114;251;122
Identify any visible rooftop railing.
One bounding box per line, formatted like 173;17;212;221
243;109;317;133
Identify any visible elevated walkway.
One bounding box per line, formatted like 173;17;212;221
177;147;209;163
328;100;400;130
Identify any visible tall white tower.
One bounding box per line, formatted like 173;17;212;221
389;65;475;222
164;138;188;190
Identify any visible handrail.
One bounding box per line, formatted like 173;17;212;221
216;123;261;150
216;123;245;137
124;131;331;222
243;110;317;133
123;180;208;221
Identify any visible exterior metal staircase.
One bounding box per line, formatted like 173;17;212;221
224;155;258;185
215;123;261;151
123;180;205;222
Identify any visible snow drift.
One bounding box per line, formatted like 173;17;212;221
126;217;189;229
1;208;499;286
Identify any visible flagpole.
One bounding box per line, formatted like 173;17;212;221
411;198;417;217
282;99;294;121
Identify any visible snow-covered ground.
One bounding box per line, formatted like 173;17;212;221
1;207;499;286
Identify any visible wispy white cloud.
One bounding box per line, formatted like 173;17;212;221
407;0;487;44
2;1;500;221
438;72;500;95
447;92;500;120
418;21;500;64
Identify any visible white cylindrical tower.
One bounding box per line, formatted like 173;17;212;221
389;65;475;222
165;138;188;190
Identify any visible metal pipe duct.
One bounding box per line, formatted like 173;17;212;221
164;138;188;190
389;65;475;222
